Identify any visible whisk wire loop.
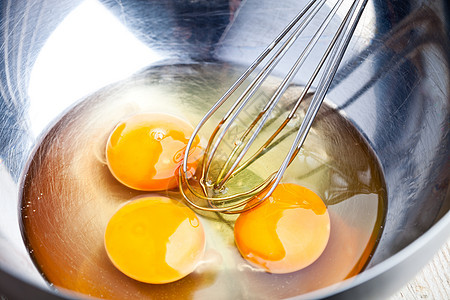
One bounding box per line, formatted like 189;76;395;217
180;0;368;213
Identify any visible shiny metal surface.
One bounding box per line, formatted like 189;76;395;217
0;0;448;299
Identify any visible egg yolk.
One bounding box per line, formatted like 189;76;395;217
104;196;206;284
234;183;330;274
105;113;202;191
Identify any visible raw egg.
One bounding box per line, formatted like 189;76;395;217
234;183;330;274
105;113;202;191
104;196;206;284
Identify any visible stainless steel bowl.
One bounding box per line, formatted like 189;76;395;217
0;0;448;299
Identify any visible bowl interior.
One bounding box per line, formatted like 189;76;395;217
0;0;448;299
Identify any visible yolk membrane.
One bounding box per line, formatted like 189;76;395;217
234;183;330;274
105;113;202;191
104;196;206;284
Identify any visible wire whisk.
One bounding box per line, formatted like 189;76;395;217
179;0;368;214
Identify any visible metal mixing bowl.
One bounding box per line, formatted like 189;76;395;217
0;0;448;299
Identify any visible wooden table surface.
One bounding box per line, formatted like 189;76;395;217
390;240;449;299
